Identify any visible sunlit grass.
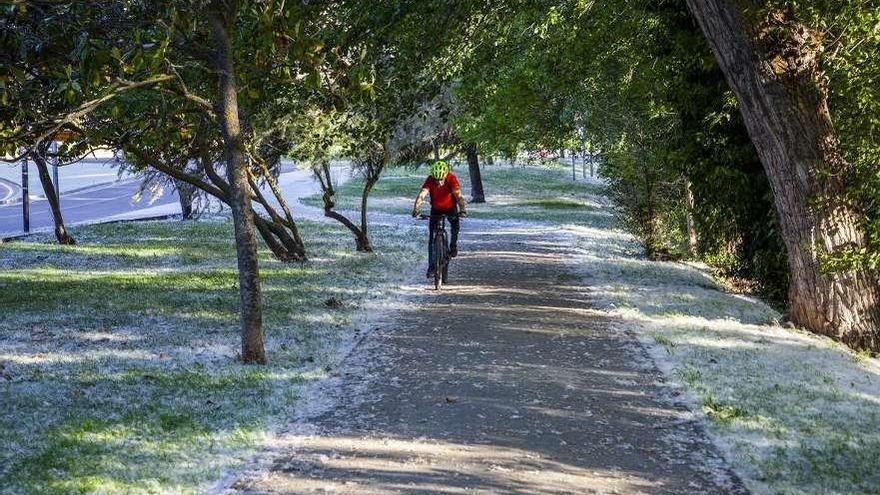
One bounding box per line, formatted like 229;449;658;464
0;218;421;494
569;226;880;494
303;164;610;227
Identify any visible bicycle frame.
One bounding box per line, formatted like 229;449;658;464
419;213;453;289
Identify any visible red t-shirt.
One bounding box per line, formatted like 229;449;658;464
422;172;460;211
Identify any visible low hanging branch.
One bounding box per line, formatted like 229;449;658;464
203;155;307;262
125;144;307;261
313;158;385;253
250;151;306;250
3;75;176;161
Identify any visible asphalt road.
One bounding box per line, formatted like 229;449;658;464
0;179;179;238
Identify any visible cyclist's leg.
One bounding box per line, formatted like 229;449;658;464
427;213;440;276
448;212;460;257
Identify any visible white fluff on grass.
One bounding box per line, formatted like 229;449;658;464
0;218;423;495
563;222;880;495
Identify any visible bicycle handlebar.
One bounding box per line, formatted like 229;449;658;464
416;213;467;220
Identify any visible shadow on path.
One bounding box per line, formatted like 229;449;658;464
230;227;748;494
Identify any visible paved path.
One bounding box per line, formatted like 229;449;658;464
227;226;747;494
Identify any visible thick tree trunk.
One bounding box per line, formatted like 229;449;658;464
465;144;485;203
684;178;698;257
32;152;74;245
210;10;266;364
687;0;880;350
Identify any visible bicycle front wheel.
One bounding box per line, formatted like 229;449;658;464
434;234;445;290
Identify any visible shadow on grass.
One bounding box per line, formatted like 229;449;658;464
0;218;420;494
562;224;880;494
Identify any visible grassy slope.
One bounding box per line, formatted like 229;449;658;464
303;163;614;227
318;163;880;494
0;219;419;494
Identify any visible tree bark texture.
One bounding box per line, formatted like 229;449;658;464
465;144;486;203
210;10;266;364
686;0;880;350
31;150;74;245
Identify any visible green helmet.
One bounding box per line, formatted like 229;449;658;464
431;160;449;180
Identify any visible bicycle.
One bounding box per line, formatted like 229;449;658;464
419;213;456;290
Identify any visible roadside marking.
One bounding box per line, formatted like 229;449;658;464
0;180;16;203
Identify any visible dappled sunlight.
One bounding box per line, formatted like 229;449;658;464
250;433;670;495
0;219;423;492
0;242;183;259
565;216;880;493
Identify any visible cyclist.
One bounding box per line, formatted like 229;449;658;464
412;160;468;279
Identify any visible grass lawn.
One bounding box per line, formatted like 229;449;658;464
0;218;420;494
567;222;880;494
303;162;613;228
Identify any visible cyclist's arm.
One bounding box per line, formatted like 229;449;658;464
453;187;467;214
413;188;429;215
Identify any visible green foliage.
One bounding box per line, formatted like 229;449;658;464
399;0;790;303
810;1;880;271
703;396;749;425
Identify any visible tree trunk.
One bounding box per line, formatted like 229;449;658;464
684;178;698;257
687;0;880;350
465;144;485;203
32;151;74;245
315;162;370;252
358;170;378;253
642;156;658;258
210;9;266;364
175;179;195;220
